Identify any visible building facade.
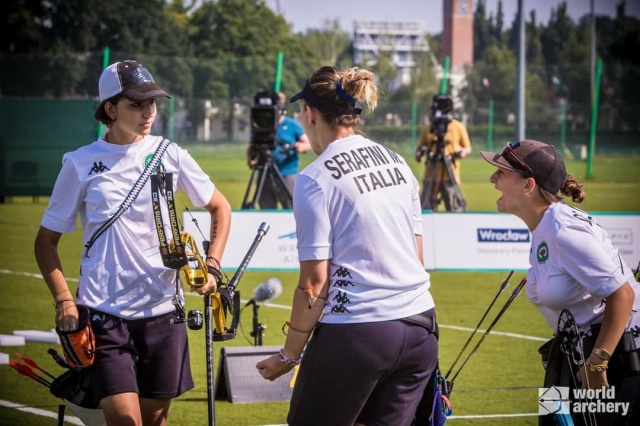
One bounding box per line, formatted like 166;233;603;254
353;20;436;91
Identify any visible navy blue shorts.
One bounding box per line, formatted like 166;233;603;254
88;309;194;402
287;309;439;426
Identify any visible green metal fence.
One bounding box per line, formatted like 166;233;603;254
1;52;638;197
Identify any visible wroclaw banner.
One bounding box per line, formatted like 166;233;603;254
183;211;640;271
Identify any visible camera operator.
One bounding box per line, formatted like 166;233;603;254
415;94;471;212
246;91;311;209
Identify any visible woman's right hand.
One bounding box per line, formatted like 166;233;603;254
55;300;79;331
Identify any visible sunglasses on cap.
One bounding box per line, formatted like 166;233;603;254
499;142;534;178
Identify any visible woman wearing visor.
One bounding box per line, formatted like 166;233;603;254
35;60;231;425
256;66;438;426
481;140;640;425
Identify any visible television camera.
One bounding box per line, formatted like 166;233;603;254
241;90;294;209
430;94;454;142
249;90;282;151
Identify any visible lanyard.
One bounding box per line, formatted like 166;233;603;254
150;170;188;270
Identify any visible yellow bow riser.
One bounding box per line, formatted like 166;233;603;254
210;292;229;336
169;232;231;336
167;232;208;288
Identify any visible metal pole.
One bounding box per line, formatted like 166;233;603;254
168;97;175;141
97;47;110;140
274;51;284;93
560;100;567;155
487;99;494;152
440;56;450;94
204;295;215;426
587;59;602;178
515;0;526;141
411;98;418;153
590;0;596;108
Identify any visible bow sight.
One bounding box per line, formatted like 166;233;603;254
167;222;270;342
168;229;253;340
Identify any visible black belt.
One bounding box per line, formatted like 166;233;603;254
402;310;438;339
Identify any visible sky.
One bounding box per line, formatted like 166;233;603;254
265;0;640;35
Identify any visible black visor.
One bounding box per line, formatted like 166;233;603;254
289;81;362;115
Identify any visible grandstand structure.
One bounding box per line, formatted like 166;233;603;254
352;1;474;110
352;20;438;91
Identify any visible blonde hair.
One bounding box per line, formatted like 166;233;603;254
306;66;379;129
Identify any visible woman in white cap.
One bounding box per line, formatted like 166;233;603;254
482;140;640;425
35;60;232;425
256;66;439;426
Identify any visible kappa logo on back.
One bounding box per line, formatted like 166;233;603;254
88;161;110;175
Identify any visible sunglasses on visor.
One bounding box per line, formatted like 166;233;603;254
500;142;534;178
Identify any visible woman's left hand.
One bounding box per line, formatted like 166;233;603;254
256;354;293;381
191;269;220;295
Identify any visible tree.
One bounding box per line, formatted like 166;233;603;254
0;0;191;98
465;45;516;125
474;0;491;61
299;19;353;67
188;0;311;138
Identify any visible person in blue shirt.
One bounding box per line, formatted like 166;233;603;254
247;92;311;209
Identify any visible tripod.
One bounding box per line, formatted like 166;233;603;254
250;302;266;346
420;134;467;212
241;148;293;209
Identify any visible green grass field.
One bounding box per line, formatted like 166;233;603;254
1;146;639;425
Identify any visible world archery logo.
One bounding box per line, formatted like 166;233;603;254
536;242;549;263
145;153;162;171
538;386;570;416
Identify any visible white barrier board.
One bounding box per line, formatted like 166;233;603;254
184;210;640;272
184;211;300;270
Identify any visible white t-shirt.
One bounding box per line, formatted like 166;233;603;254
294;135;435;324
41;135;215;319
527;202;640;338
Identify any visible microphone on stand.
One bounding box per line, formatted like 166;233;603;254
245;277;283;307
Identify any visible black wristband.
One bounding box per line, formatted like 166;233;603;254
207;265;223;283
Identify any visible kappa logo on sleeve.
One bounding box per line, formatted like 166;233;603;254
88;161;110;175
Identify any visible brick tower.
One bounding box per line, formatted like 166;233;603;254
442;0;474;71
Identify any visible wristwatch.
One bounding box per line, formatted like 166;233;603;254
592;347;612;361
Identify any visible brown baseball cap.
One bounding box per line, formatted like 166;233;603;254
481;140;567;193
